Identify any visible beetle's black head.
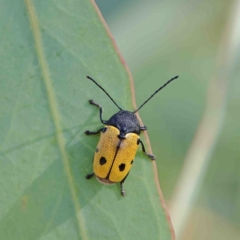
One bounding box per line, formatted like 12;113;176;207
106;110;141;137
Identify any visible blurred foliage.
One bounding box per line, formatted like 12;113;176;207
96;0;240;239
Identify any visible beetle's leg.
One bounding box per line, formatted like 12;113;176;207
119;173;130;197
86;173;94;179
120;182;126;197
140;126;147;131
137;139;156;160
89;99;107;124
85;127;105;135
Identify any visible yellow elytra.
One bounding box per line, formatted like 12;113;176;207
93;125;139;183
85;75;179;196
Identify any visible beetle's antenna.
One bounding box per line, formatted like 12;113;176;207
134;76;179;113
87;76;122;111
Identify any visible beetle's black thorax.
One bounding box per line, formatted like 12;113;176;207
106;110;141;137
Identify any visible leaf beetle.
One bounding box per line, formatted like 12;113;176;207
85;75;178;196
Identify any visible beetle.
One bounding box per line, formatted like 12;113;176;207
85;75;178;196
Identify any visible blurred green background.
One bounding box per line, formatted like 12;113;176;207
95;0;240;239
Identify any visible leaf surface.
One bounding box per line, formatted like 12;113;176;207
0;1;173;239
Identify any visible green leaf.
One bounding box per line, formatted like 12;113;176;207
0;0;174;239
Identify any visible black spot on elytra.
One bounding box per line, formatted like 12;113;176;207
100;157;106;165
119;163;125;172
95;148;99;153
131;160;133;164
102;127;107;133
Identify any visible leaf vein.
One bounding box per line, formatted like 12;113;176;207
24;1;88;239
